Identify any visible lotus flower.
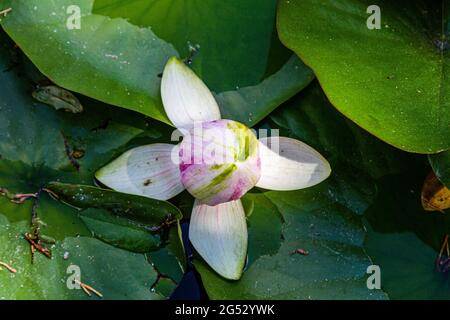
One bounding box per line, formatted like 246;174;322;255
96;57;331;280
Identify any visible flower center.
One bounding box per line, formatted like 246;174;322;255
179;119;261;206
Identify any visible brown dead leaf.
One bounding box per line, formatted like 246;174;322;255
422;171;450;212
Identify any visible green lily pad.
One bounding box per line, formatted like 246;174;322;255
365;231;450;300
0;217;163;300
0;30;183;299
45;182;182;225
241;193;284;266
216;55;314;126
1;0;178;124
365;167;450;299
93;0;278;92
147;230;186;296
429;151;450;188
277;0;450;153
80;208;161;253
78;208;186;292
194;83;396;299
269;83;412;181
196;184;387;299
93;1;314;126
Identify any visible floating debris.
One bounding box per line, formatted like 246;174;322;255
290;248;309;256
32;85;84;113
24;232;52;259
74;279;103;298
184;42;200;65
61;132;81;171
105;53;118;60
0;187;38;204
71;149;85;159
421;171;450;212
0;8;12;17
148;214;177;233
0;261;17;273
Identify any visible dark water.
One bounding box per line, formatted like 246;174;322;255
170;222;208;300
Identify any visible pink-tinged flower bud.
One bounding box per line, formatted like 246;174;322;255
179;119;261;206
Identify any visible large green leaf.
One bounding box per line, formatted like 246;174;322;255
196;186;387;299
80;208;161;253
429;151;450;188
1;0;177;124
277;0;450;153
268;85;450;300
0;217;163;300
77;207;185;295
43;182;183;254
0;32;183;299
268;84;412;182
45;182;182;225
93;0;314;126
194;83;400;299
93;0;278;92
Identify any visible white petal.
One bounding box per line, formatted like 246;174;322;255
95;144;184;200
190;200;247;280
161;57;221;129
256;137;331;190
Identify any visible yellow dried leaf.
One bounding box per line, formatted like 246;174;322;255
421;172;450;212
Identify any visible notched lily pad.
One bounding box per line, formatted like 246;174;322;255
277;0;450;153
